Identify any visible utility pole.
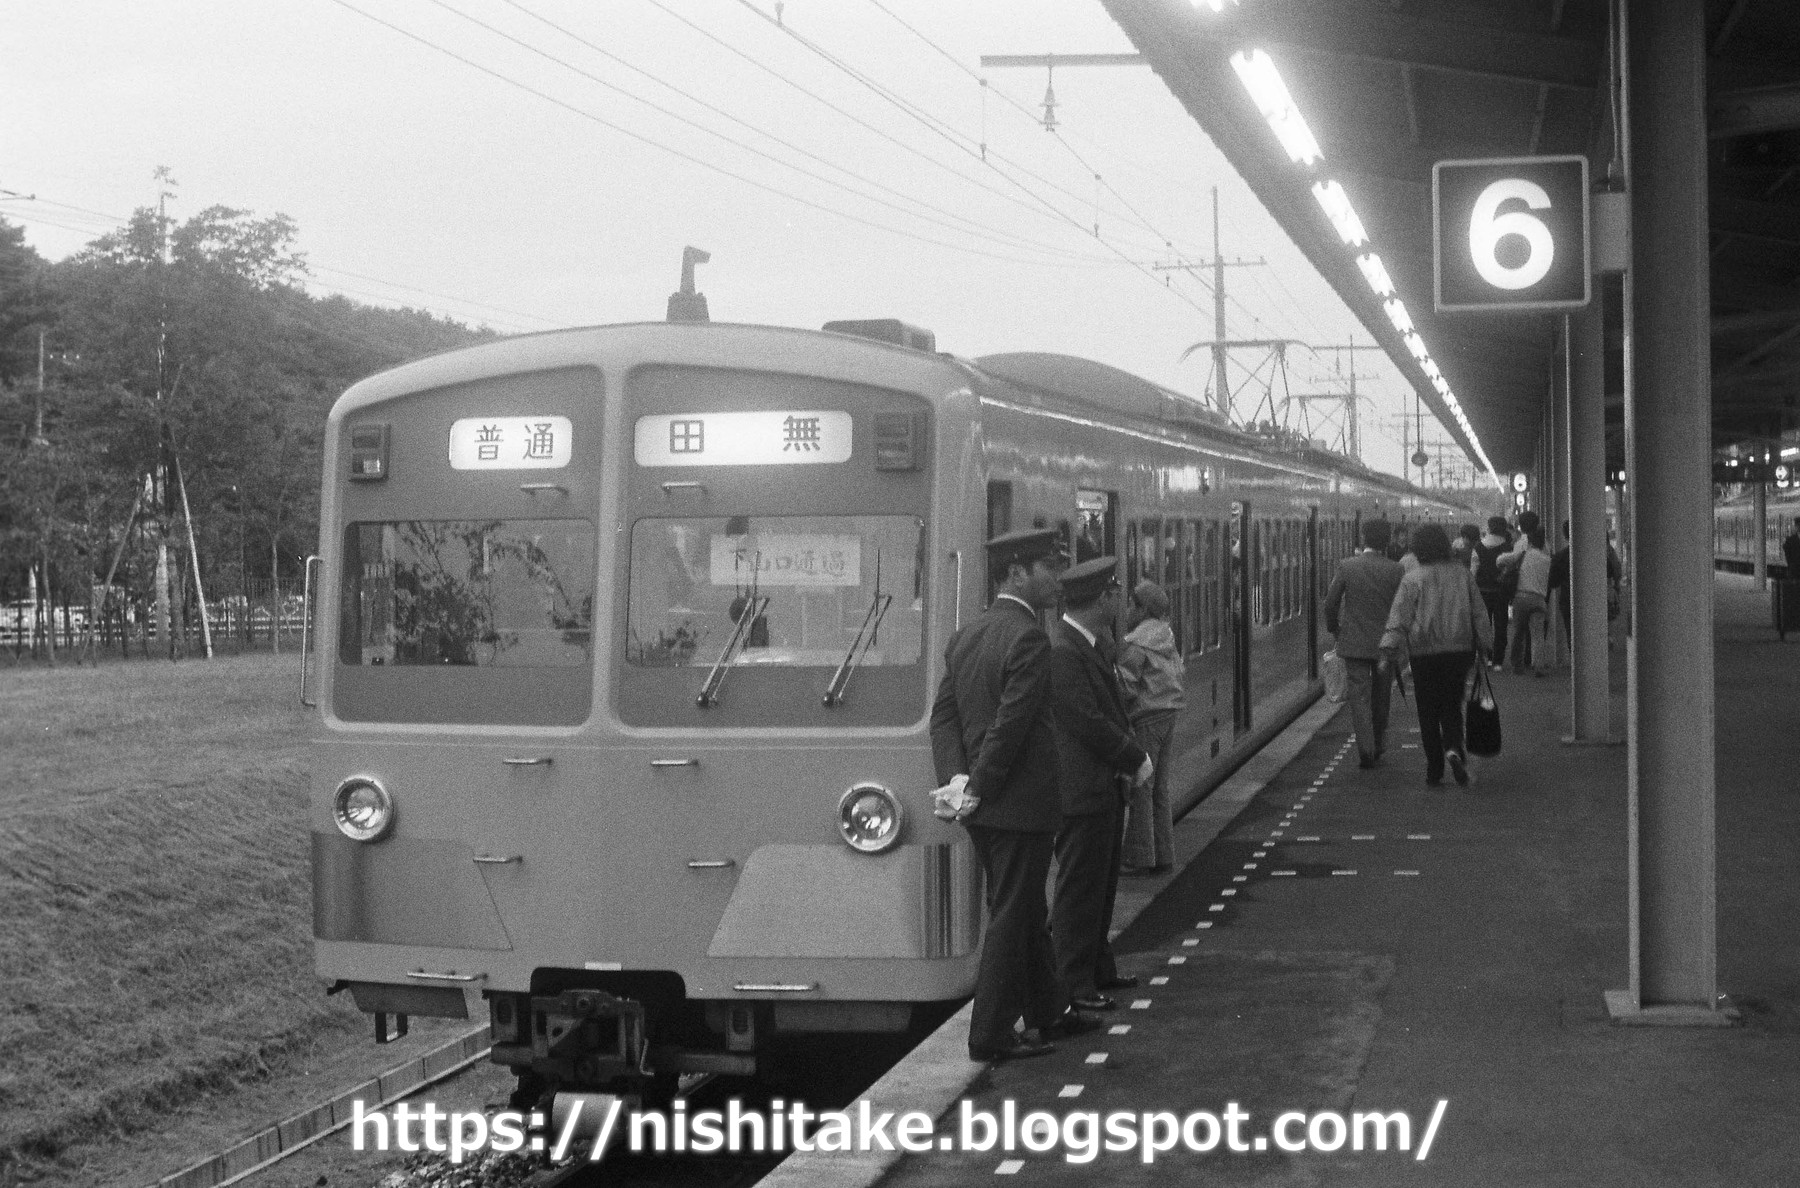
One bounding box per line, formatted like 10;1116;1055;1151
1305;337;1384;461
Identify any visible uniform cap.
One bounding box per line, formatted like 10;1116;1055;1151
1059;556;1121;602
985;527;1067;570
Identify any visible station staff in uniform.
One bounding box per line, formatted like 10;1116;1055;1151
1048;557;1152;1011
930;528;1080;1062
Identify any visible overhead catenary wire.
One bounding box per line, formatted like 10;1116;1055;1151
324;0;1127;271
453;0;1109;265
858;0;1213;269
640;0;1140;258
730;0;1213;318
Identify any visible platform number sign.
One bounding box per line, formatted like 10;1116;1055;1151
1434;155;1590;313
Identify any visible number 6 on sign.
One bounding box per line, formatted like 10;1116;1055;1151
1470;179;1555;290
1434;154;1589;313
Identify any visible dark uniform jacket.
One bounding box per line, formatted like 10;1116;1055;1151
929;597;1063;834
1049;619;1149;817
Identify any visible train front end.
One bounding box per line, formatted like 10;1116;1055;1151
309;323;986;1107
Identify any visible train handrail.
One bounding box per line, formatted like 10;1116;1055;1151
952;550;963;630
299;555;321;707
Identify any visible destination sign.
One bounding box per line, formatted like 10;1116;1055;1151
708;533;862;587
635;410;853;467
448;416;573;470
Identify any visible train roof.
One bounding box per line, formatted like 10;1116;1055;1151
971;352;1232;433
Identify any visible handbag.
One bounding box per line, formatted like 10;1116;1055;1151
1321;648;1348;703
1464;665;1503;757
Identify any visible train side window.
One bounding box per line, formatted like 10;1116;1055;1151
1138;518;1161;592
1205;521;1222;651
1125;521;1140;590
1162;520;1183;646
1075;489;1116;563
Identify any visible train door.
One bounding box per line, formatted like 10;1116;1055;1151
1231;501;1252;734
1305;507;1319;680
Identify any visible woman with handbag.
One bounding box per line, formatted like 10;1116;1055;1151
1380;524;1494;787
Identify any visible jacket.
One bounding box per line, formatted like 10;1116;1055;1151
1049;619;1149;817
1514;547;1552;598
1381;561;1494;658
1324;549;1405;660
1116;618;1186;723
1471;532;1510;590
929;598;1063;833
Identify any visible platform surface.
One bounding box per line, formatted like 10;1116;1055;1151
865;575;1800;1186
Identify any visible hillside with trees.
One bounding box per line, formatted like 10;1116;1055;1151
0;205;496;655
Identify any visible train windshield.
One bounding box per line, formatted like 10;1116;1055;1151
622;514;926;726
628;515;924;669
339;519;595;669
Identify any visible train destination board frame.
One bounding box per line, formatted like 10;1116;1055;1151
1433;154;1591;314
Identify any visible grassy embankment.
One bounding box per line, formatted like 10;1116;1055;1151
0;654;363;1177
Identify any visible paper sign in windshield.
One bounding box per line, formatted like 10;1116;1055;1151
635;411;852;466
449;416;573;469
709;534;862;587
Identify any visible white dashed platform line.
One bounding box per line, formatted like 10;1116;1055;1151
1253;850;1267;857
1395;870;1421;876
1150;976;1169;985
996;1159;1024;1174
1408;833;1433;840
1168;955;1187;965
1242;863;1258;870
1059;1085;1084;1098
1332;869;1358;876
1271;870;1297;877
1220;888;1237;897
1352;834;1376;841
1208;904;1226;912
1297;835;1321;842
1109;1024;1131;1034
1232;875;1248;882
1085;1052;1109;1064
1182;938;1200;946
1130;1000;1152;1010
1195;921;1213;929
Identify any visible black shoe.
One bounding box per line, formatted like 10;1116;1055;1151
1069;993;1116;1012
1047;1008;1105;1038
1447;751;1469;786
1098;974;1140;991
1426;773;1444;787
969;1034;1057;1062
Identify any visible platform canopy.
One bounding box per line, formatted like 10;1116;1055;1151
1098;0;1800;476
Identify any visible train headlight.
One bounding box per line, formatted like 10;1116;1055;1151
837;783;902;854
333;776;395;843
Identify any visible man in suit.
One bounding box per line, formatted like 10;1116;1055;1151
1324;518;1405;769
930;528;1098;1062
1047;557;1152;1012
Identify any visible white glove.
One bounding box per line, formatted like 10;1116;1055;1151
1134;756;1154;787
932;774;978;821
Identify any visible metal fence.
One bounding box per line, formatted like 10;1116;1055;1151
1;579;311;662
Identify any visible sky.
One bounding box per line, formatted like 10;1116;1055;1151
0;0;1475;483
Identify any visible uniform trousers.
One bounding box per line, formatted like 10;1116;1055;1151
965;824;1061;1051
1408;650;1475;782
1480;587;1510;664
1052;800;1122;1000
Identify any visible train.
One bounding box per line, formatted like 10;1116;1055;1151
1714;485;1800;576
303;315;1468;1114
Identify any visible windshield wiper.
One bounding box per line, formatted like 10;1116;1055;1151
823;592;893;707
697;594;770;708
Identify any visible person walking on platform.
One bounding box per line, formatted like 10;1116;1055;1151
1548;520;1622;639
1382;524;1493;788
1783;518;1800;579
1048;557;1152;1011
1503;528;1553;676
1324;518;1405;769
1471;517;1513;669
1117;580;1184;875
930;528;1094;1063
